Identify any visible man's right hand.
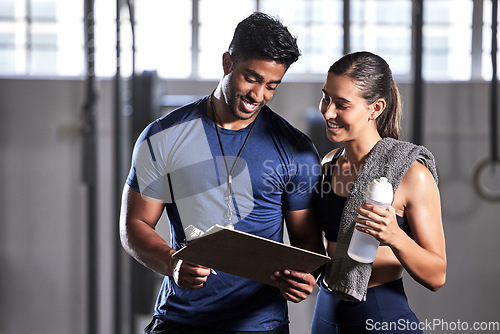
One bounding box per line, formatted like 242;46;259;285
120;185;212;289
172;259;212;289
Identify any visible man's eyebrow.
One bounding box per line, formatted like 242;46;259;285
246;69;282;85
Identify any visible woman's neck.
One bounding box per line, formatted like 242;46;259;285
343;133;382;166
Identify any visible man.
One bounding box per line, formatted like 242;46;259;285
120;12;325;333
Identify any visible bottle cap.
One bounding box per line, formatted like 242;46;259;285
366;177;393;204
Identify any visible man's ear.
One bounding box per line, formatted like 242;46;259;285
222;52;233;75
369;98;386;120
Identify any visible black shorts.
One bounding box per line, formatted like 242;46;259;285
143;317;290;334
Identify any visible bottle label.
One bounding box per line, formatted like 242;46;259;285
365;198;391;208
356;198;391;227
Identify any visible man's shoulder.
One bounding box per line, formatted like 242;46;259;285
156;97;206;131
262;106;310;142
136;97;207;142
261;106;319;164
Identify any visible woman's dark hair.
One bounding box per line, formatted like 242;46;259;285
329;51;401;139
228;12;301;69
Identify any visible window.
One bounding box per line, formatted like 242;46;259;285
0;0;496;82
134;0;191;78
0;0;83;76
198;0;256;79
482;0;498;80
423;0;473;81
260;0;344;76
350;0;412;78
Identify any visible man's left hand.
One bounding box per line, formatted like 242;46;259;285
270;269;316;303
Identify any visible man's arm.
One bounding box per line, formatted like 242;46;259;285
285;208;325;257
119;184;211;289
270;207;325;303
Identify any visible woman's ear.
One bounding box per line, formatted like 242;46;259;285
222;52;233;75
369;98;387;120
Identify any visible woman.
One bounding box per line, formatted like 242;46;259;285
311;51;446;333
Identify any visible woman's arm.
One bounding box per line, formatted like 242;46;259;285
356;162;446;291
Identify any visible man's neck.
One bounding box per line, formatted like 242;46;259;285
208;91;260;131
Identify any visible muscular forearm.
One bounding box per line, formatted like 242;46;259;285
390;236;446;291
387;162;446;291
285;208;326;280
286;211;326;255
119;185;178;277
120;218;177;277
292;238;326;279
291;235;326;256
357;197;446;291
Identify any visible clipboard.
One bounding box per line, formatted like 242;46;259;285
172;224;330;286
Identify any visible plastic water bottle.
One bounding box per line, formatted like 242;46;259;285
347;177;393;263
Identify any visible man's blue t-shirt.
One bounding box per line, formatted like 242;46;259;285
126;97;321;331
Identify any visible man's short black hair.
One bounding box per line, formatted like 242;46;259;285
228;12;301;69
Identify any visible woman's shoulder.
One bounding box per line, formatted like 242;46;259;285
321;148;343;166
405;160;436;184
399;160;439;201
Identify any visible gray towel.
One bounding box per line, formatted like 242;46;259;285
322;137;438;301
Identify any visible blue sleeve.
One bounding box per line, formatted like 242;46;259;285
126;120;173;202
282;137;321;211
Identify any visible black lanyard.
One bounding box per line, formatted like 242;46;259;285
209;92;258;226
